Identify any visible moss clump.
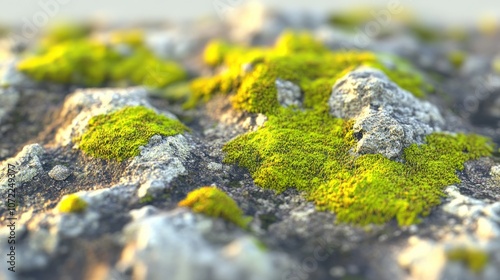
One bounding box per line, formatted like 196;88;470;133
223;108;493;226
139;194;154;204
77;106;188;161
187;31;430;113
446;247;489;273
492;56;500;74
178;186;252;228
448;51;466;69
58;194;88;213
17;30;186;88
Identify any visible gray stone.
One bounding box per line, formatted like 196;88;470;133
0;58;30;87
329;67;444;160
125;134;192;198
0;143;45;193
117;208;292;280
48;165;71;181
0;87;19;125
275;78;302;108
490;165;500;181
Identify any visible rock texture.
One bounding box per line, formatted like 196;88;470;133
329;67;445;160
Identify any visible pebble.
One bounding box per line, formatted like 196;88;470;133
48;165;71;181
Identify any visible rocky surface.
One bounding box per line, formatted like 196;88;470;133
0;4;499;280
329;67;445;160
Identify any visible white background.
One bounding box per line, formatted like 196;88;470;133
0;0;499;25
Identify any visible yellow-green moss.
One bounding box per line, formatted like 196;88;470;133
17;30;186;88
187;31;430;112
448;51;466;69
40;23;91;48
58;194;88;213
77;106;188;162
446;247;489;273
178;186;252;228
223;108;493;226
492;56;500;74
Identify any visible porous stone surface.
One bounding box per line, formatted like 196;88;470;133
0;87;19;125
275;78;303;108
48;165;71;181
117;208;293;280
0;143;45;193
329;67;445;160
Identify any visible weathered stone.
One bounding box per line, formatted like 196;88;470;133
275;78;302;108
117;208;292;280
48;165;71;181
329;67;444;160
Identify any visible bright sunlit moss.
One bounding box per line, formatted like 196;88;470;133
77;106;188;161
17;29;187;88
57;194;88;213
178;186;252;228
223;108;493;226
187;31;430;112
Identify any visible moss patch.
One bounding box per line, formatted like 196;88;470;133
187;31;430;113
178;186;252;228
17;30;186;88
58;194;88;213
223;108;493;226
446;247;489;273
447;51;466;69
77;106;188;162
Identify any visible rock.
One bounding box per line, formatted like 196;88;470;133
0;87;19;125
0;58;30;87
125;134;192;197
55;87;177;147
15;228;59;272
490;165;500;181
117;208;292;280
476;217;500;239
329;67;444;160
275;78;303;108
48;165;71;181
0;143;45;193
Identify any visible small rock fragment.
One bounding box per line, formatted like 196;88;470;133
48;165;71;181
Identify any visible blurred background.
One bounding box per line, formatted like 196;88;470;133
0;0;499;25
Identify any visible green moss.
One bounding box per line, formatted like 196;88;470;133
17;30;186;88
76;106;188;161
58;194;88;213
178;186;252;228
448;51;466;69
446;247;489;273
187;31;429;113
223;108;493;226
40;23;91;48
139;194;154;204
328;8;374;31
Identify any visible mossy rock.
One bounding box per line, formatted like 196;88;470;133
76;106;188;162
178;186;252;228
223;108;493;226
446;247;489;273
187;31;430;113
17;30;187;88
